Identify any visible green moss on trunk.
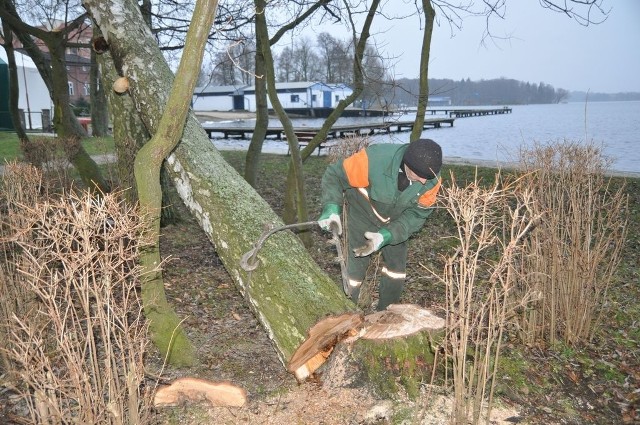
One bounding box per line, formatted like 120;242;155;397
355;331;442;399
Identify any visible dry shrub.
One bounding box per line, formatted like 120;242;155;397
20;136;74;188
0;166;153;424
326;133;370;164
0;162;46;348
514;140;628;346
436;171;540;424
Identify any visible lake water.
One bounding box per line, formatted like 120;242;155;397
208;101;640;175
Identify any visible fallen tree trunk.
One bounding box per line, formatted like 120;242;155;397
84;0;359;377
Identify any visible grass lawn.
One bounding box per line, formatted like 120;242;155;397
0;131;115;163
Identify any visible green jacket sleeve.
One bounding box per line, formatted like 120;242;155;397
321;159;350;208
383;205;434;245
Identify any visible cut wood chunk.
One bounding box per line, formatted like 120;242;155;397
361;304;444;340
288;313;363;381
153;377;247;407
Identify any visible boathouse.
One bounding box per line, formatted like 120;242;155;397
191;81;353;116
243;82;352;112
192;84;249;111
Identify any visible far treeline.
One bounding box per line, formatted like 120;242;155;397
388;77;640;106
390;77;568;106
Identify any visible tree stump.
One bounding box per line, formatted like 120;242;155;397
321;305;445;397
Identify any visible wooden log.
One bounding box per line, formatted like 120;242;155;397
153;377;247;407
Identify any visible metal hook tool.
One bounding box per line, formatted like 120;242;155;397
240;220;351;297
240;221;317;271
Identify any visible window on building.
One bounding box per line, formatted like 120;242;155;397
84;84;90;96
290;94;300;103
311;94;317;102
335;95;340;102
68;82;75;95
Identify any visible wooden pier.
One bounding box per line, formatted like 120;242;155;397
202;117;454;141
424;106;512;117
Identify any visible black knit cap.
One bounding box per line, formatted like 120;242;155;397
403;138;442;180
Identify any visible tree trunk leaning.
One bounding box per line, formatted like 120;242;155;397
84;0;360;377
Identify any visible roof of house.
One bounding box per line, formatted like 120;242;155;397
243;81;352;93
193;84;248;96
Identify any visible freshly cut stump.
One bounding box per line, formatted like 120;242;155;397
288;313;364;381
153;377;247;407
321;304;445;393
360;304;445;339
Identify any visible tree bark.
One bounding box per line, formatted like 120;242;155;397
139;0;220;366
97;13;180;224
410;0;435;142
99;49;145;202
84;0;361;376
90;25;110;137
243;13;268;189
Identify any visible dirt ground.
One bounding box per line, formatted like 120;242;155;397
151;212;523;425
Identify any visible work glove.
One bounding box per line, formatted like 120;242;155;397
353;229;392;257
318;203;342;235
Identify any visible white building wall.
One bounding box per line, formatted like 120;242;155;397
191;94;234;111
241;95;256;112
329;86;353;106
0;50;52;130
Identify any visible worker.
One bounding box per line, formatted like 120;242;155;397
318;138;442;311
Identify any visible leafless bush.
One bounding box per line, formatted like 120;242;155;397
326;133;370;164
436;171;540;424
0;166;153;424
514;141;627;346
0;163;46;352
19;136;74;188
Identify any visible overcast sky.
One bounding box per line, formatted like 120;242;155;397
366;1;640;93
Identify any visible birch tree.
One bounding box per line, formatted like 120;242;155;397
83;0;358;372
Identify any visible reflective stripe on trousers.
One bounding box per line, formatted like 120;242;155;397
381;266;406;280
